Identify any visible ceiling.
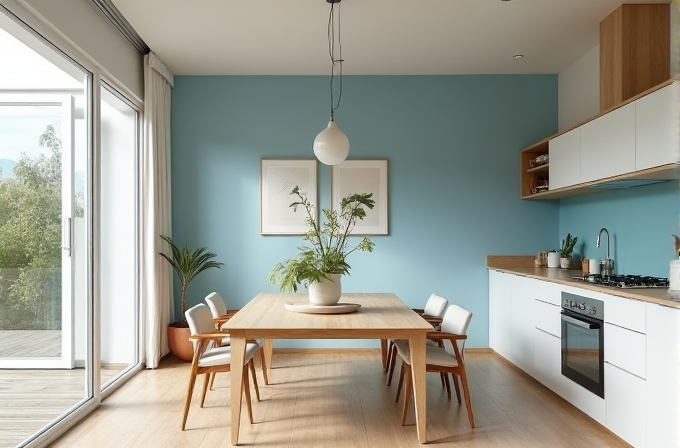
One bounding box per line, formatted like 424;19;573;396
110;0;671;76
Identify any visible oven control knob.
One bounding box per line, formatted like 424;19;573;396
589;307;597;314
578;303;586;310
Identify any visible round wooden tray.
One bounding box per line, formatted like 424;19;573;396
284;302;361;314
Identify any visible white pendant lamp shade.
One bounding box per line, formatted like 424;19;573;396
313;120;349;165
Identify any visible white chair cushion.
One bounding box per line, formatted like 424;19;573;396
423;293;448;318
394;340;459;368
205;292;228;318
198;342;259;368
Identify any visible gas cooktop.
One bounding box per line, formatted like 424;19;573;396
573;274;669;289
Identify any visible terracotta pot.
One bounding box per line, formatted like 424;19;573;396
167;322;194;362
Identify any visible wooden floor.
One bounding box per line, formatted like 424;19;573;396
48;351;631;448
0;367;122;448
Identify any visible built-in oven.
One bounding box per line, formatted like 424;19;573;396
561;292;604;398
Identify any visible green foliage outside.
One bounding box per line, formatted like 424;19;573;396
0;124;63;330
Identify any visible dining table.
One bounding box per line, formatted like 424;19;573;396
222;292;433;445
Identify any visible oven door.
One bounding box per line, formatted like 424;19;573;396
561;309;604;398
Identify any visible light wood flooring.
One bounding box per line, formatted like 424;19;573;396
0;367;122;448
47;351;631;448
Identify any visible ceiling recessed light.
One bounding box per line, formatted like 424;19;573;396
513;54;524;59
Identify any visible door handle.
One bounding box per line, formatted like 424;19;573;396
62;217;71;257
561;313;600;329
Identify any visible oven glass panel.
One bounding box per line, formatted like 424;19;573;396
563;322;600;382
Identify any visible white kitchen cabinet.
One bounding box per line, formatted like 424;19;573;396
533;328;563;395
534;299;560;337
580;101;636;183
605;362;647;448
488;270;512;359
534;279;561;306
549;128;581;189
604;294;646;333
509;274;535;375
635;81;680;170
646;303;680;448
604;322;646;379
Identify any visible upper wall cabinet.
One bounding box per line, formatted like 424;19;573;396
520;80;679;200
549;128;581;190
580;102;635;184
635;82;679;171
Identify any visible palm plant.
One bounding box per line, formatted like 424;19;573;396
158;235;224;319
268;186;375;292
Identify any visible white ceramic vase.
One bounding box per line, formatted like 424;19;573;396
560;257;571;269
308;273;342;306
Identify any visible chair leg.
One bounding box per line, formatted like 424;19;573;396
443;372;451;400
395;362;406;403
440;372;445;387
249;359;261;402
401;365;413;426
242;368;254;424
259;348;269;385
181;371;198;430
200;373;211;407
387;345;398;385
458;369;475;428
209;371;217;390
452;373;462;404
384;340;394;373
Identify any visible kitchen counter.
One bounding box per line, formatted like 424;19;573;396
487;255;680;309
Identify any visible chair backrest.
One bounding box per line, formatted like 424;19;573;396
205;292;228;318
423;293;448;318
440;304;473;358
185;303;216;351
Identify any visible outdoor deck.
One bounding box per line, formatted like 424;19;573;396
0;330;124;448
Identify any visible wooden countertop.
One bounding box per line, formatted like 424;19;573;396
487;255;680;309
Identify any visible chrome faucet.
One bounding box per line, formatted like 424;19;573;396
596;227;614;276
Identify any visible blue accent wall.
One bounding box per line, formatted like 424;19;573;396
170;75;559;348
559;181;679;276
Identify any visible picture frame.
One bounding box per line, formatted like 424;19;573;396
260;159;317;235
331;159;388;235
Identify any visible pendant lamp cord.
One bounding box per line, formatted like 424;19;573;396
327;1;343;121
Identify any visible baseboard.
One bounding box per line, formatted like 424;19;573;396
465;348;494;354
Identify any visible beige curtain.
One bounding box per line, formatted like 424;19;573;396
141;51;174;368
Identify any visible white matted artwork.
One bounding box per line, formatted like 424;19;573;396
261;159;317;234
331;159;388;235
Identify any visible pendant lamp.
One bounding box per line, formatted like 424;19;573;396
313;0;349;166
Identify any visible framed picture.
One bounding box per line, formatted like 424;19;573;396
261;159;317;235
331;159;388;235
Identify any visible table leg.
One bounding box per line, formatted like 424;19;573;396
230;331;246;445
380;339;388;370
409;332;427;443
263;338;273;381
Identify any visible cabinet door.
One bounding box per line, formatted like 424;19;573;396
646;304;680;448
533;328;563;394
488;270;512;358
510;275;535;374
580;102;636;183
636;82;680;170
549;128;581;189
605;363;646;448
603;323;646;379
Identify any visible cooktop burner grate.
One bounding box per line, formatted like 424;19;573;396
573;274;669;289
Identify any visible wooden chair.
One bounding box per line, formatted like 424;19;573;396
181;303;261;430
393;304;475;428
205;292;269;386
385;293;448;384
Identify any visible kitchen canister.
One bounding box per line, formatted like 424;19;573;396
669;260;680;299
588;258;600;275
547;251;560;268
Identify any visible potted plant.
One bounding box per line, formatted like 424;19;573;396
559;233;578;269
159;235;224;361
268;186;375;305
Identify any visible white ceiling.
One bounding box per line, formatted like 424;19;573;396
111;0;670;76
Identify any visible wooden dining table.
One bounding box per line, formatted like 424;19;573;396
222;292;433;445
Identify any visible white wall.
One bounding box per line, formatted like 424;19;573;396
557;45;599;132
22;0;143;101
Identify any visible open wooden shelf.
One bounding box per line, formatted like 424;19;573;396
520;140;549;197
